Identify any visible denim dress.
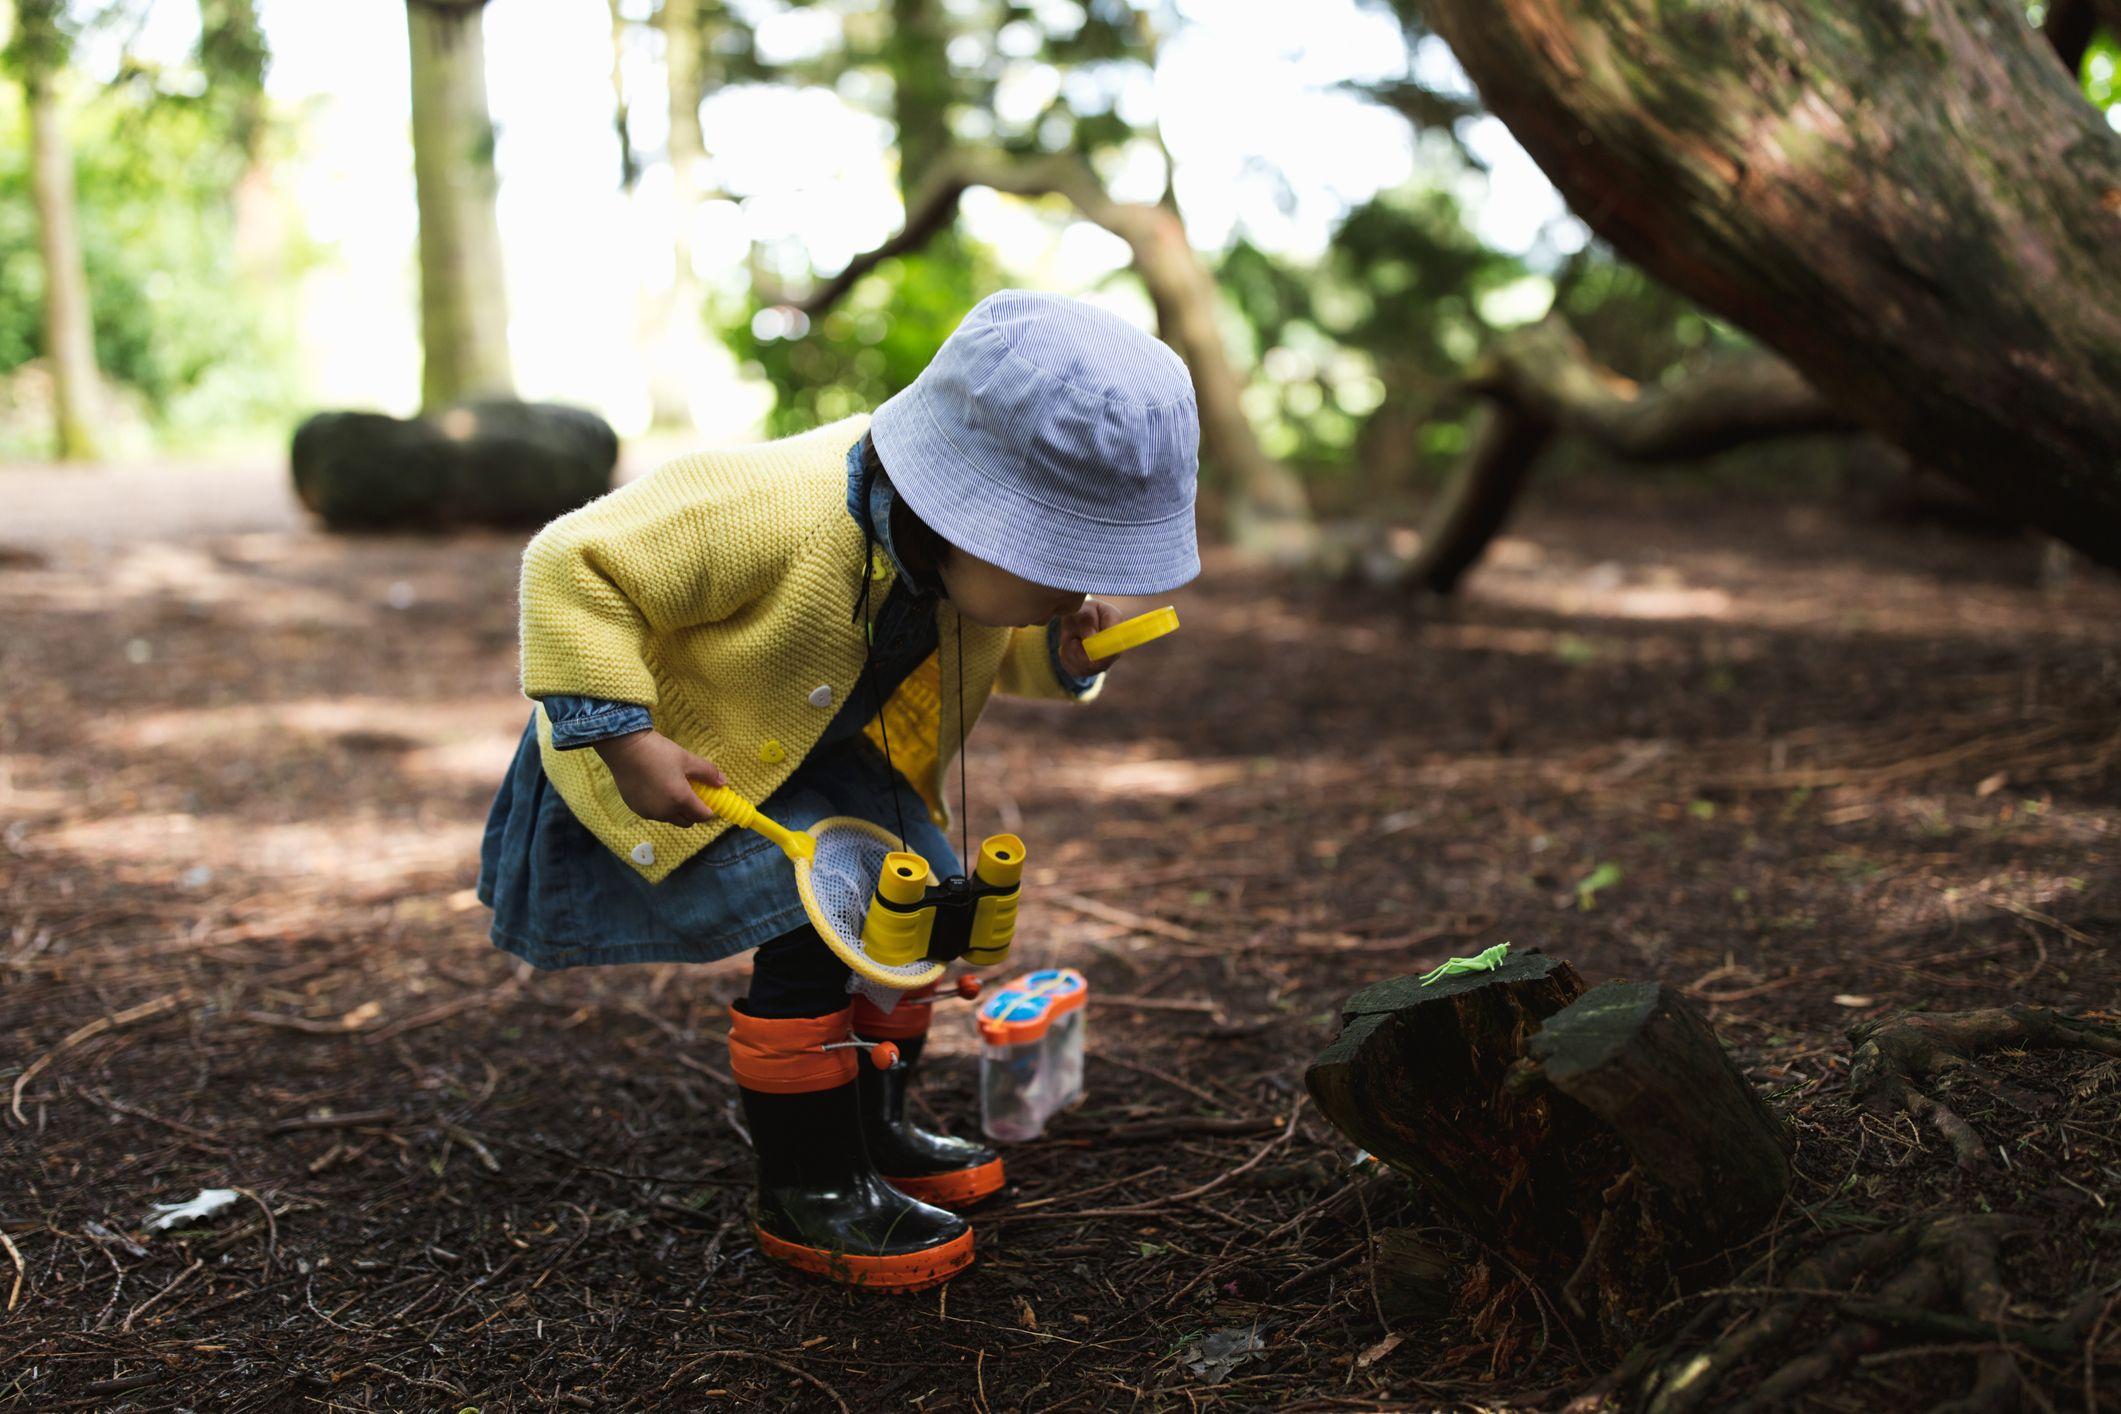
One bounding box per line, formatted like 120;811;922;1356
476;436;1089;971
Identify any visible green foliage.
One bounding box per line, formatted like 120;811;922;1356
2;0;76;85
195;0;269;158
1217;182;1529;478
0;68;305;447
728;234;1002;437
2082;32;2119;112
723;0;1162;434
1548;253;1746;382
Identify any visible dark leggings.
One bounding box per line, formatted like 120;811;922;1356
744;926;854;1018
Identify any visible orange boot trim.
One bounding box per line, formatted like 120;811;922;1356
753;1224;974;1291
727;1006;857;1094
885;1156;1006;1209
851;982;938;1040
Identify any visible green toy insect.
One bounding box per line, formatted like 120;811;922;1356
1419;942;1511;986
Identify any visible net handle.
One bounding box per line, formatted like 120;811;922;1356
692;784;816;862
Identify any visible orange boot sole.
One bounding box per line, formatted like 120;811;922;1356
884;1156;1006;1210
753;1224;974;1292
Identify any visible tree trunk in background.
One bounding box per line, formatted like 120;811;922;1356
199;0;283;320
606;0;640;191
886;0;953;204
24;64;99;461
1417;0;2121;567
799;151;1316;557
9;0;101;462
406;0;514;411
197;0;268;162
1400;318;1857;593
644;0;714;428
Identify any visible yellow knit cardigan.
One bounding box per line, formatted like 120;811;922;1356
517;416;1095;883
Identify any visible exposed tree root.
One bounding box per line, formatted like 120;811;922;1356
1641;1214;2108;1414
1848;1007;2121;1168
1391;318;1853;595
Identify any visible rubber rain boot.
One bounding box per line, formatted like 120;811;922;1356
728;1002;972;1291
853;985;1005;1208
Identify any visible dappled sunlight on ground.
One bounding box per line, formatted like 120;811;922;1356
3;478;2117;1409
34;810;476;894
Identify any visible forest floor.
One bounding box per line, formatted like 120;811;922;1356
3;473;2118;1411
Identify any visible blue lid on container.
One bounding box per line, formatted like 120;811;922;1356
977;987;1053;1044
1018;967;1087;1015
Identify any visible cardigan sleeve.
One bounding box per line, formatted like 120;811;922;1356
994;618;1104;703
516;458;793;706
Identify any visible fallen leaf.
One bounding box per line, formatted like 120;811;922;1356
144;1188;240;1232
1182;1326;1265;1384
1356;1331;1403;1368
338;1000;382;1029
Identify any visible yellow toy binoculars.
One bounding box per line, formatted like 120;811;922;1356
862;834;1027;968
695;784;1026;974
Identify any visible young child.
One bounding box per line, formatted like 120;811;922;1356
478;290;1200;1289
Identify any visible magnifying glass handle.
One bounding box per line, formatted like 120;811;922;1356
1081;605;1180;661
693;784;816;862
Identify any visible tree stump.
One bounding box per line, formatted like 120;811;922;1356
1306;956;1791;1349
1526;981;1791;1252
1372;1227;1455;1325
290;400;617;531
1306;950;1594;1251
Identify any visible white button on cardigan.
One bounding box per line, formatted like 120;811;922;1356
808;684;833;708
630;841;656;866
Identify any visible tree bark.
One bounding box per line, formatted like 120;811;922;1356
1401;318;1857;593
1307;960;1791;1350
407;0;514;411
1523;982;1791;1251
1417;0;2121;568
13;1;101;462
798;150;1316;556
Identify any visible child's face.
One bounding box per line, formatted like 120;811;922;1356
938;550;1087;628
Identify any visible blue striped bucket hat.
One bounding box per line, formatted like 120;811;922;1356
868;290;1201;596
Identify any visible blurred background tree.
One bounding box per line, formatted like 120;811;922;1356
719;0;1167;435
1;0;2116;569
1;0;303;461
406;0;513;410
4;0;102;458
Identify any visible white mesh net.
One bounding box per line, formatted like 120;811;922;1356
798;821;938;1000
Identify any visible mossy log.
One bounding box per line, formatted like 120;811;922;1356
1306;957;1790;1348
290;400;617;531
1416;0;2121;567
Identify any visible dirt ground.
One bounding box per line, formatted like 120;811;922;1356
3;470;2117;1411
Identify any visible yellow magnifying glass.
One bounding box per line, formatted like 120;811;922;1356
1081;605;1179;661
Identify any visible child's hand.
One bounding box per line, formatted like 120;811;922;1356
1056;600;1127;678
591;729;727;826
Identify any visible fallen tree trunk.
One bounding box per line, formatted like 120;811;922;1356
1307;955;1790;1348
290;400;617;531
1400;318;1856;593
1417;0;2121;568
